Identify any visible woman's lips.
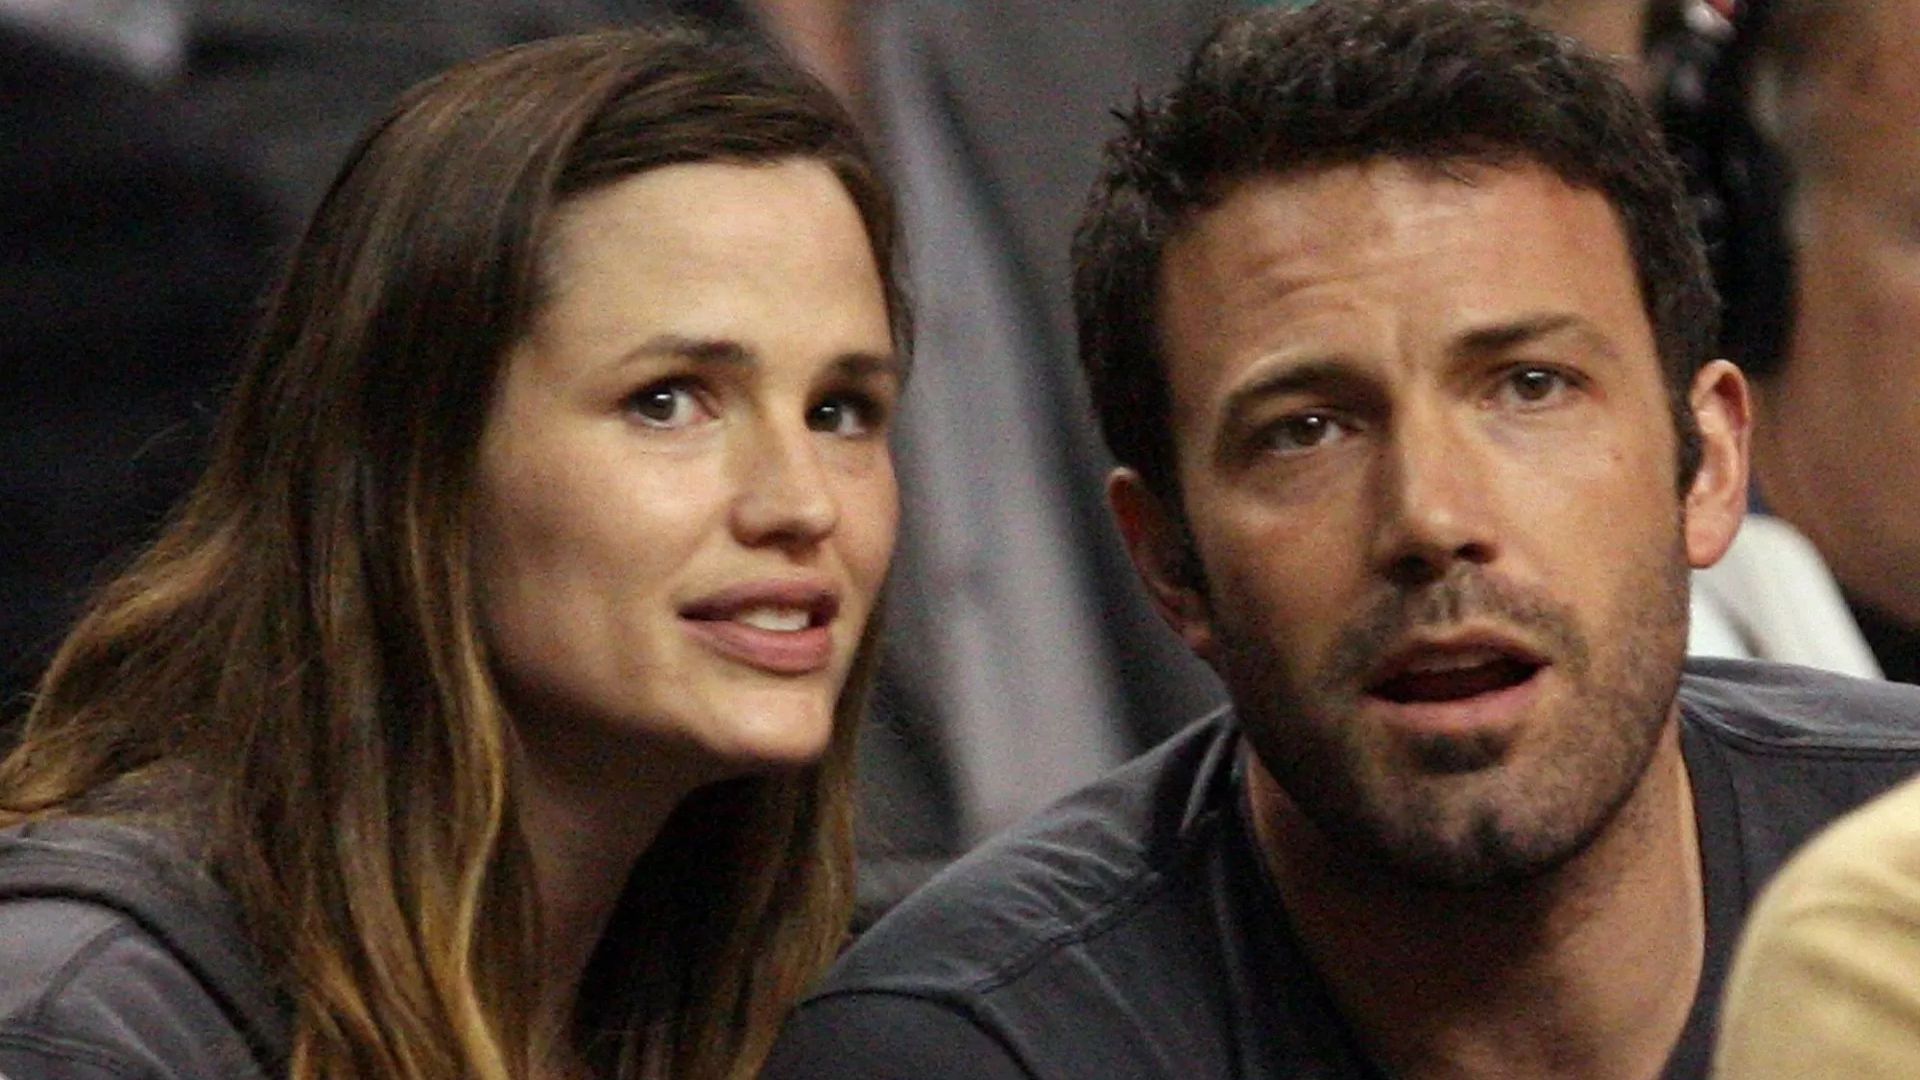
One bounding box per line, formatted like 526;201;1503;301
679;583;840;676
682;616;833;675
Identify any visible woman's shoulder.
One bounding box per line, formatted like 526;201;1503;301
0;817;287;1079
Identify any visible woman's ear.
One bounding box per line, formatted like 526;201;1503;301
1108;468;1219;662
1683;359;1753;569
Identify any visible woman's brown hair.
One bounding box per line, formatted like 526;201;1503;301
0;26;902;1080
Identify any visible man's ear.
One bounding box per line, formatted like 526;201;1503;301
1683;359;1753;569
1108;468;1218;661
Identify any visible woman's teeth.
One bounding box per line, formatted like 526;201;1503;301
735;606;811;632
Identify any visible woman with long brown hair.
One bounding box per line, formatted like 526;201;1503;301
0;25;903;1080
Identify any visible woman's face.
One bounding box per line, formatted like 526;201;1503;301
473;158;899;788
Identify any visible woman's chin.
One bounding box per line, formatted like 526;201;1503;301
689;690;841;776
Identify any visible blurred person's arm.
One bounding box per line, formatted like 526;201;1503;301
1715;776;1920;1078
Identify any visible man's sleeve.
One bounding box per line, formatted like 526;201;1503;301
764;992;1033;1080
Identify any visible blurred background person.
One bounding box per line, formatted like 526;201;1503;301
0;28;902;1079
853;0;1237;909
1714;764;1920;1078
1514;0;1686;95
1663;0;1920;682
1684;3;1920;1069
143;0;762;232
0;2;275;718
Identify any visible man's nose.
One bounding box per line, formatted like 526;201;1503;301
1369;404;1499;587
730;420;839;551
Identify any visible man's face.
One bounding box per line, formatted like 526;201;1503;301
1760;6;1920;626
1117;160;1744;887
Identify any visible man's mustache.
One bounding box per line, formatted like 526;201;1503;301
1321;569;1590;690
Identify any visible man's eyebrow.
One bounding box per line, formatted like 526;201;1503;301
1454;313;1622;361
1218;357;1375;431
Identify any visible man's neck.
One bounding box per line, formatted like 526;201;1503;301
1244;724;1703;1080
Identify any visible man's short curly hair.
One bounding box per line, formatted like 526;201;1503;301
1073;0;1717;499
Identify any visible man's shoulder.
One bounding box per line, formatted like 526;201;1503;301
1680;658;1920;883
1680;657;1920;757
778;711;1280;1078
822;710;1241;1003
0;818;282;1079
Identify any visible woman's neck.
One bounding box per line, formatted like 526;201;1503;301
514;733;708;1065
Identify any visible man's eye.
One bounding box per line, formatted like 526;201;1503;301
1258;413;1348;455
807;394;884;437
625;381;708;428
1501;366;1574;406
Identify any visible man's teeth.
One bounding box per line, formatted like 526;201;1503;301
1400;649;1505;675
735;606;812;632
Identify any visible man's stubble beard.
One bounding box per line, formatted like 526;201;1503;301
1220;530;1692;891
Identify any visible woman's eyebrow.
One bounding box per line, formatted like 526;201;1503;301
622;334;757;367
617;336;902;383
830;351;903;382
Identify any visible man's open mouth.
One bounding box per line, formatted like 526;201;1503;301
1367;646;1544;704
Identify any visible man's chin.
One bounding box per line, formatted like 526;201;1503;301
1318;769;1611;892
1363;813;1594;891
1397;726;1511;775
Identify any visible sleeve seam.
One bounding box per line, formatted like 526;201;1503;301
0;1021;151;1077
22;920;146;1029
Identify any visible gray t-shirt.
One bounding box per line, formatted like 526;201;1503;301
767;659;1920;1079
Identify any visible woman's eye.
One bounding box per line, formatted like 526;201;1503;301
1501;366;1575;407
807;395;883;437
1258;412;1348;455
625;381;708;429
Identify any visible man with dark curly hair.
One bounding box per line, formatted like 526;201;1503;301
767;3;1920;1077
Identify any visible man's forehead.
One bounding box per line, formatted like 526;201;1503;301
1169;155;1617;263
1151;156;1658;429
1157;158;1635;327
